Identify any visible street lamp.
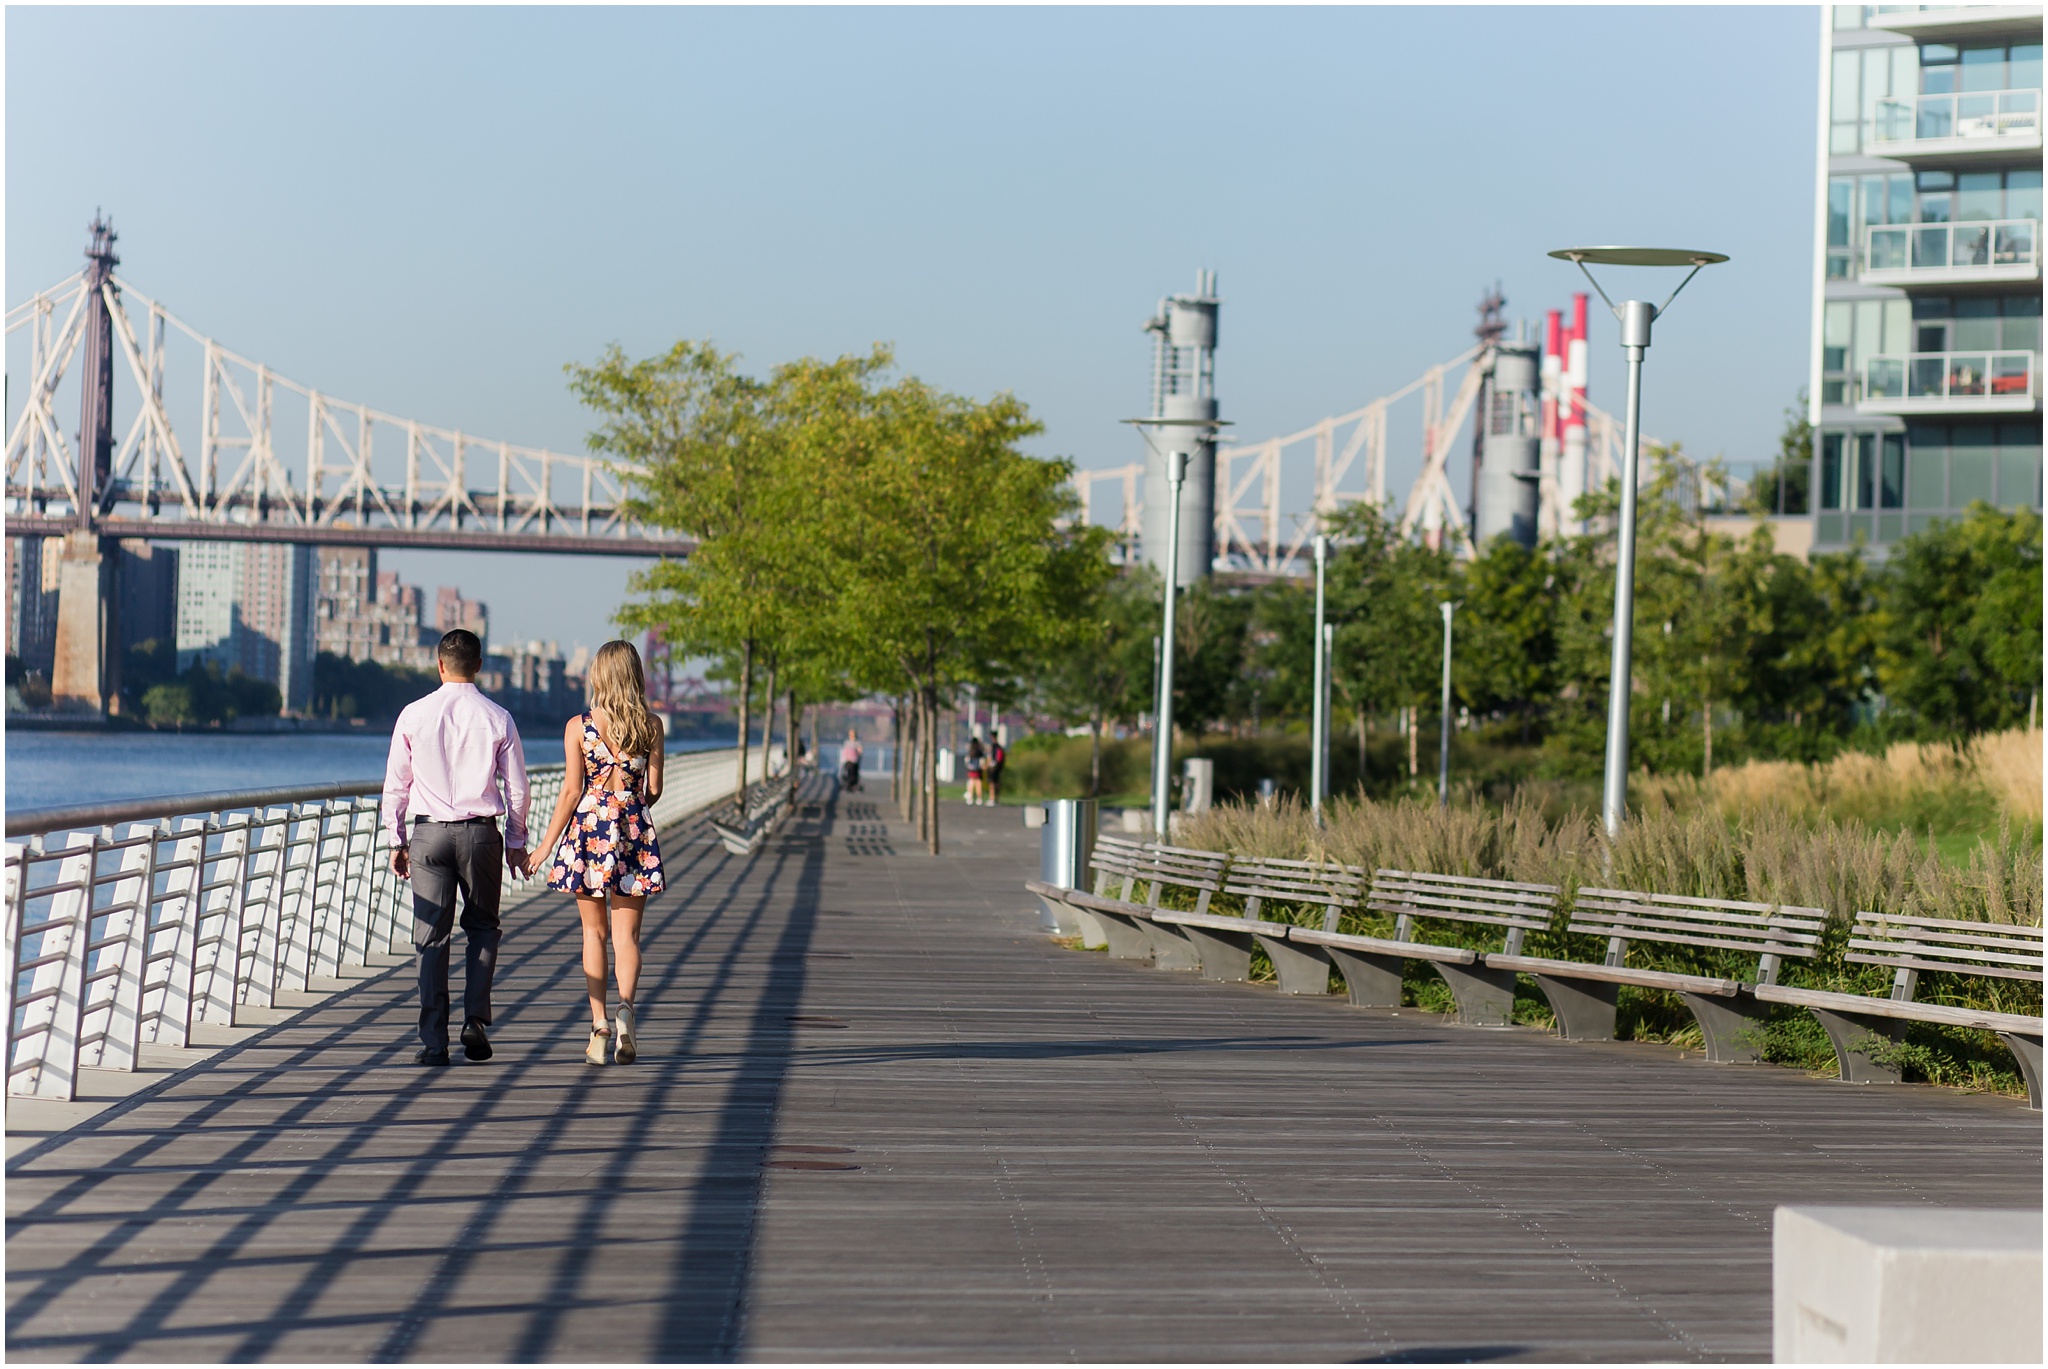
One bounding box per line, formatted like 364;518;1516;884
1547;245;1728;838
1437;600;1456;809
1310;533;1329;822
1151;451;1188;839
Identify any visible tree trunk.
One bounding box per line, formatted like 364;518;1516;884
786;689;800;803
732;639;754;815
759;658;778;777
892;696;907;816
1407;705;1419;779
1090;710;1103;797
925;685;942;855
1355;703;1367;789
1702;695;1713;778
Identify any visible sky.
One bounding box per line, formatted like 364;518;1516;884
6;5;1820;656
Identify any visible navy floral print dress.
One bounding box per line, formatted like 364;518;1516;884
546;712;666;897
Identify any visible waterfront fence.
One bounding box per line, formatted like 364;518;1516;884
3;744;767;1101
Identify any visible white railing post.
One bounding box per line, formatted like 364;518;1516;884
147;818;207;1047
10;834;97;1100
198;820;250;1028
87;831;157;1073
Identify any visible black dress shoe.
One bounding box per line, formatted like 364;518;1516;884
414;1047;451;1066
461;1020;493;1062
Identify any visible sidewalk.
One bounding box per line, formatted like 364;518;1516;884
6;781;2039;1361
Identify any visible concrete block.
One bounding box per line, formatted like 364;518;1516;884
1774;1205;2042;1363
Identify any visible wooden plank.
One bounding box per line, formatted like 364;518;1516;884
5;783;2039;1366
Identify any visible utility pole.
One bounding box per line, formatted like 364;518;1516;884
1310;534;1329;822
1438;601;1456;808
1151;452;1187;840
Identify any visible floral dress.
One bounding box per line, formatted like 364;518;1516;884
546;712;666;897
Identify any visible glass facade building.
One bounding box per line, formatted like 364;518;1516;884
1810;5;2042;552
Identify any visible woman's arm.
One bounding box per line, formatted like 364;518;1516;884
645;713;666;803
529;717;586;873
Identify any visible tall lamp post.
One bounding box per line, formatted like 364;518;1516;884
1437;600;1456;809
1151;451;1188;839
1310;533;1329;823
1548;246;1728;838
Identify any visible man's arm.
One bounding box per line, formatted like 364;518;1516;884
500;719;532;859
383;714;414;874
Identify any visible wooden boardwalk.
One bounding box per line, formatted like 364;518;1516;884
7;779;2041;1362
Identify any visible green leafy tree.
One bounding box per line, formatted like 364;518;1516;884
1036;567;1158;795
1876;504;2043;735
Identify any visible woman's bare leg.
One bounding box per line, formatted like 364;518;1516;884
577;897;611;1027
610;896;647;1006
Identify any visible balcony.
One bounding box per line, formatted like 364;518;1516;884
1863;219;2040;286
1860;350;2038;414
1871;90;2042;163
1870;7;2043;45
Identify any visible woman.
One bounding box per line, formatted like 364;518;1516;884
531;640;667;1066
964;733;986;806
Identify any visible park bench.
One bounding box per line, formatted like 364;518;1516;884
1485;888;1827;1063
1289;869;1557;1026
1751;912;2045;1109
1027;839;1230;967
1172;856;1366;992
707;781;793;856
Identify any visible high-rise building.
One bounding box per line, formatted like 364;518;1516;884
314;548;436;669
175;540;316;712
1810;6;2042;554
6;536;64;678
436;586;489;645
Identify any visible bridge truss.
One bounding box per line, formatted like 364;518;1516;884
1073;344;1641;574
5;271;690;556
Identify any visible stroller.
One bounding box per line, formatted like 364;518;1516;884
840;756;862;792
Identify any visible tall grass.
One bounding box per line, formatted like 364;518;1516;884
1636;726;2042;834
1174;786;2042;1098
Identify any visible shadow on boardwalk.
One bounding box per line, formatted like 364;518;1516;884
7;779;2041;1363
7;778;835;1362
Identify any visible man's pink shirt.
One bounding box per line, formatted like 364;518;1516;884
382;682;531;849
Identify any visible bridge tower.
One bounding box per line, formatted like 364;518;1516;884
1136;271;1221;586
49;215;123;714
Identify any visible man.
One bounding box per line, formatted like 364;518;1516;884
382;629;530;1066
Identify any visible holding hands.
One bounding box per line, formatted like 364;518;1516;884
507;847;534;880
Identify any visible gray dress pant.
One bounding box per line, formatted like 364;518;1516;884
410;816;503;1052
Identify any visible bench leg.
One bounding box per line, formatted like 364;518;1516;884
1140;920;1202;972
1432;962;1518;1028
1093;910;1155;962
1532;975;1617;1041
1996;1032;2042;1111
1033;892;1079;937
1070;908;1108;952
1808;1006;1906;1084
1324;946;1405;1008
1679;992;1771;1064
1256;935;1332;995
1176;925;1256;983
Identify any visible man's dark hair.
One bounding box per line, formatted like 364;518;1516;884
438;629;483;677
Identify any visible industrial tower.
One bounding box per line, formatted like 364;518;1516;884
1135;270;1222;585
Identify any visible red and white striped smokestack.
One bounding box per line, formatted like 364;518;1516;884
1566;293;1590;435
1541;308;1563;447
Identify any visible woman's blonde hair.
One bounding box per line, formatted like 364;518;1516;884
588;640;661;760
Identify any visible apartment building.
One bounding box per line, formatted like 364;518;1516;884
175;540;316;711
1811;5;2043;552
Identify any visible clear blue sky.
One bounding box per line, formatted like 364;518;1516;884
7;5;1819;655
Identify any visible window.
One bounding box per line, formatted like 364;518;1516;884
1820;433;1845;510
1922;42;2041;93
1880;434;1906;508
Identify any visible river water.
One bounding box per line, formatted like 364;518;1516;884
3;728;742;814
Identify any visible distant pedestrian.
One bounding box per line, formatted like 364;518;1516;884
840;730;864;791
987;733;1006;806
964;733;987;805
530;640;667;1067
382;629;531;1067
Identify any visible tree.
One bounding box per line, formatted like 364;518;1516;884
1035;568;1158;795
1323;501;1459;781
1876;504;2043;736
818;374;1110;852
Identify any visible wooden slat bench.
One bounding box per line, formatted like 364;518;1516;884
1751;911;2045;1108
1025;834;1138;950
1290;869;1557;1026
1029;840;1230;967
1485;888;1827;1063
1157;856;1365;989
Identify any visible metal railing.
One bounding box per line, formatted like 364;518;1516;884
4;744;766;1101
1865;218;2038;278
1873;90;2041;147
1863;350;2037;406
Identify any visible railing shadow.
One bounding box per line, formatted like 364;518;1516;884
4;776;836;1363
